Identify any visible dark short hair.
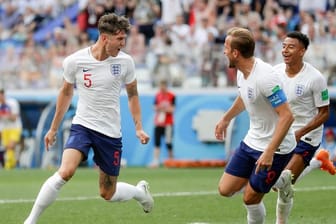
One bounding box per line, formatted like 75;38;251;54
286;31;310;49
98;13;131;35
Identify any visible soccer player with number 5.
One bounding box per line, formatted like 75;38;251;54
24;13;153;224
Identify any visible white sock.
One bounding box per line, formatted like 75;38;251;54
296;158;321;182
24;172;66;224
245;201;266;224
109;182;143;202
276;198;293;224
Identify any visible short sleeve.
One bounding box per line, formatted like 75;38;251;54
62;55;77;84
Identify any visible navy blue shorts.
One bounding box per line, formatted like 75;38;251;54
225;141;293;193
294;140;320;166
64;124;122;176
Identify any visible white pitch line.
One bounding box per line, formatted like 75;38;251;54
1;186;335;204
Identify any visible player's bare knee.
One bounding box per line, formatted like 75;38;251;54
218;185;234;197
58;169;75;181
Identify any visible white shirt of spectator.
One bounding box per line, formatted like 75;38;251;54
62;47;136;138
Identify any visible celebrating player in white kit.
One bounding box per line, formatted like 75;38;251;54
24;13;153;224
273;31;331;224
215;27;296;224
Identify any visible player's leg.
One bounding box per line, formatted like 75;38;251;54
275;141;318;224
275;169;294;224
243;183;266;224
274;155;301;224
92;130;154;213
218;142;254;197
24;149;83;224
219;142;267;223
275;141;319;187
315;149;336;174
297;148;336;180
247;151;292;224
100;171;154;213
24;124;90;224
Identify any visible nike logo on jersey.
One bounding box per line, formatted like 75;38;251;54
83;68;89;72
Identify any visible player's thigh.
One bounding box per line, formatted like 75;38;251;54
220;142;256;196
289;140;319;167
58;149;84;180
218;172;248;196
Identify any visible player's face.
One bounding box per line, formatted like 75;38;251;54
104;31;127;57
281;37;305;65
223;36;237;68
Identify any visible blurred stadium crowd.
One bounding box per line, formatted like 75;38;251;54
1;0;336;89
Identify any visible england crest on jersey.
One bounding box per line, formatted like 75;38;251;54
295;84;304;96
110;64;121;76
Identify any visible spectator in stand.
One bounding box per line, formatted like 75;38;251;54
125;24;146;65
149;79;175;168
191;0;217;28
78;0;106;41
0;46;20;89
47;44;67;89
133;0;161;45
103;0;136;19
77;30;92;48
18;45;43;89
0;2;21;31
0;89;22;169
200;29;220;87
160;0;183;26
169;14;190;78
148;22;172;86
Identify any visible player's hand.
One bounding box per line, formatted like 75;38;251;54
214;119;229;141
136;130;150;145
44;130;57;151
294;130;304;143
255;150;273;174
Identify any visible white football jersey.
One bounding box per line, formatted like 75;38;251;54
63;47;136;138
238;58;296;154
274;62;329;146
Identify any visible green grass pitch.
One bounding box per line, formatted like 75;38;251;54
0;167;335;223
